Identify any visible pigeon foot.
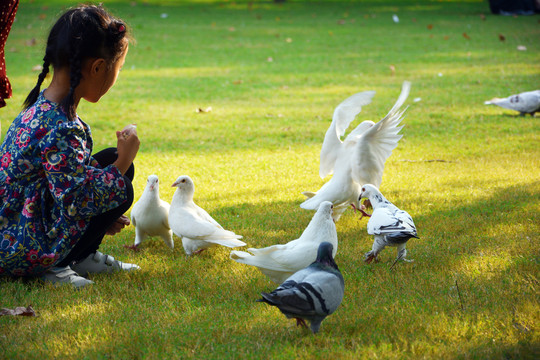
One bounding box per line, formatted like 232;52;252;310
193;248;207;255
295;318;308;328
123;244;140;251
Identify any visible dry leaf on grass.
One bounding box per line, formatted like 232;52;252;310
463;32;470;40
498;34;505;41
0;305;36;317
195;107;212;113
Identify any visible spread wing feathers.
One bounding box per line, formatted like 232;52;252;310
319;91;376;178
351;82;410;187
368;207;417;237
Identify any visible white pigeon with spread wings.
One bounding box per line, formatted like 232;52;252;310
169;175;245;255
129;174;173;250
301;81;411;221
230;201;337;284
484;90;540;116
359;184;418;264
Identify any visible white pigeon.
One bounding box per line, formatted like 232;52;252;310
230;201;338;284
128;174;173;250
484;90;540;116
169;175;245;256
257;241;344;334
359;184;418;264
301;81;411;221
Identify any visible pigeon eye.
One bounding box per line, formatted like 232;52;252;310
181;179;186;183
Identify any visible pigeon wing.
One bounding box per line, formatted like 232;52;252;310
319;91;376;178
352;81;410;187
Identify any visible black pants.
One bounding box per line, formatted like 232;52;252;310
57;148;134;266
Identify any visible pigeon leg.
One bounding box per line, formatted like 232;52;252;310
123;244;140;251
396;244;413;263
193;248;207;255
295;318;308;328
351;203;371;220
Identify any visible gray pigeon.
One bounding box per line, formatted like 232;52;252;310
484;90;540;116
257;241;344;334
359;184;418;264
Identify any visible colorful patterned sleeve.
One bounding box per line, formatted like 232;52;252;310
40;121;128;220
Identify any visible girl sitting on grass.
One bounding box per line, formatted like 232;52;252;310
0;4;140;287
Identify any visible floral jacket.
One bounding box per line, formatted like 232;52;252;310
0;92;128;276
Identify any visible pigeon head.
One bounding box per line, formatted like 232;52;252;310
359;184;379;201
314;241;339;270
146;174;159;192
171;175;195;198
316;201;334;218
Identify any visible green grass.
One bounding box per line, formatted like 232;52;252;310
1;0;539;358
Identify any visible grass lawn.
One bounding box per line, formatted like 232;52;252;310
1;0;539;358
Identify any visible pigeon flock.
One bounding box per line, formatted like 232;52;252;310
128;82;536;333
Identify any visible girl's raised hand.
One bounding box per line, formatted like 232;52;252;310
114;124;139;175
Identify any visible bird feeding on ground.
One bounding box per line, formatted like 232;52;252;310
301;81;411;221
484;90;540;116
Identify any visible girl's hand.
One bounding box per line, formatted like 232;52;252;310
105;214;131;235
114;125;139;174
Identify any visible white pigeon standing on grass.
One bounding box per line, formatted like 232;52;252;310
230;201;338;284
169;175;245;256
128;174;173;250
301;81;411;221
257;241;344;334
359;184;418;264
484;90;540;116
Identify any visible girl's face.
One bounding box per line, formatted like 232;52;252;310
83;45;128;103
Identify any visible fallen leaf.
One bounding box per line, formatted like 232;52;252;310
31;65;43;72
462;32;470;40
25;38;36;46
389;64;395;76
228;27;236;32
0;305;36;317
233;79;243;85
38;14;46;20
337;19;346;25
413;97;422;102
480;13;486;21
195;107;212;113
285;37;292;43
412;18;417;22
427;24;433;30
498;34;505;41
266;57;273;62
517;45;527;51
443;35;449;40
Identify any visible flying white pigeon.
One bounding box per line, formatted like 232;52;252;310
484;90;540;116
230;201;338;284
301;81;411;221
128;174;173;250
359;184;418;264
257;241;344;334
169;175;245;256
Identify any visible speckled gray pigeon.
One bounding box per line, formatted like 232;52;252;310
359;184;418;264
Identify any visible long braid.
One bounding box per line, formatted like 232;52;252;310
60;44;82;122
23;57;50;109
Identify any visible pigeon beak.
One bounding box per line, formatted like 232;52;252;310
171;181;178;187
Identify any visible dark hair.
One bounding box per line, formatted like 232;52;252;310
23;4;129;121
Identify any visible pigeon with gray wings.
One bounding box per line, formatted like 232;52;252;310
359;184;418;264
257;241;344;334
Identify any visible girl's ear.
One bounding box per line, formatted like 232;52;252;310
90;58;107;75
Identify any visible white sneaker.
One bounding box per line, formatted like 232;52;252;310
42;266;94;288
70;251;140;276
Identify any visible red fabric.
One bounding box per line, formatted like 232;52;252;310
0;0;19;108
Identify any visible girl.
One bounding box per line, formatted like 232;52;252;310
0;4;140;287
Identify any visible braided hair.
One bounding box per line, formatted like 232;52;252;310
23;4;129;121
